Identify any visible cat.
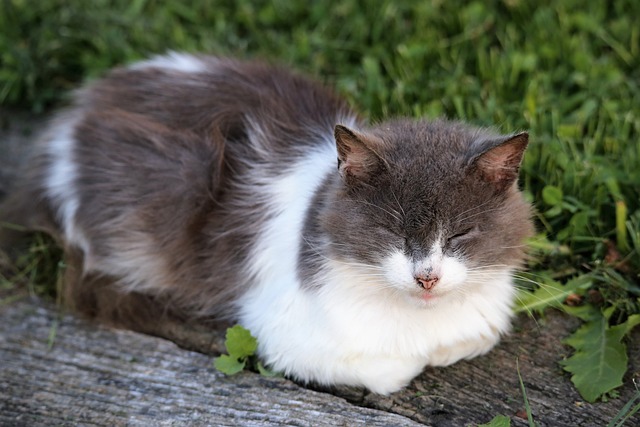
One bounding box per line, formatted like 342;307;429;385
0;52;533;394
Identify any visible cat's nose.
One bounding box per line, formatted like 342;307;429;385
415;275;439;291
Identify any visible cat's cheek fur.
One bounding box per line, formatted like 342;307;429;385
381;249;469;306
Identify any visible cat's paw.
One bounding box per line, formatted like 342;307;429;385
354;355;426;395
427;334;500;367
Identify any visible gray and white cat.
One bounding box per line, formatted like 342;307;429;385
1;52;533;394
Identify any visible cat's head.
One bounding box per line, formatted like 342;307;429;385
322;119;533;307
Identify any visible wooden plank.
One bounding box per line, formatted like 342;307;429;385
350;311;640;426
0;299;422;427
1;298;638;426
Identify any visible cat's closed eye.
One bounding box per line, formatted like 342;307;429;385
446;228;478;251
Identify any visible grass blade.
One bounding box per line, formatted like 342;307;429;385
517;359;536;427
607;386;640;427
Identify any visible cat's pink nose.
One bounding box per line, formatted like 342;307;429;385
416;275;439;291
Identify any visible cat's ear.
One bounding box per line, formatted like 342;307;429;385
468;132;529;188
334;125;384;183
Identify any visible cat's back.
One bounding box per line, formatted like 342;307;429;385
79;53;353;148
43;52;357;246
15;53;357;318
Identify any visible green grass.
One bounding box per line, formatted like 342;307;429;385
0;233;62;300
1;0;639;402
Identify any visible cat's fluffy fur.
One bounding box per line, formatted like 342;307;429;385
1;53;533;394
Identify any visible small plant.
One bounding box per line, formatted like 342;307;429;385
478;361;537;427
214;325;278;377
561;306;640;402
214;325;258;375
478;415;511;427
516;270;640;402
479;363;640;426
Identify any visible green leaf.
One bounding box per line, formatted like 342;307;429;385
256;361;282;378
214;354;246;375
542;185;563;206
213;325;259;375
478;415;511;427
561;313;628;402
544;205;563;218
609;314;640;341
563;304;600;322
615;200;629;252
225;325;258;359
514;276;591;315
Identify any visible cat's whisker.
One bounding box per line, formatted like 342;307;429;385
371;283;402;292
464;270;506;276
351;199;402;222
389;189;406;219
511;274;548;289
325;241;349;247
301;237;334;262
455;207;503;224
512;271;553;281
453;198;495;221
464;270;500;276
465;275;502;281
511;293;541;328
510;287;554;318
465;264;509;271
511;280;563;304
301;236;391;278
448;287;472;305
338;263;385;272
464;275;503;280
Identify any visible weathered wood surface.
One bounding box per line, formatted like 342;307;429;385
0;298;422;427
1;108;639;427
1;296;639;426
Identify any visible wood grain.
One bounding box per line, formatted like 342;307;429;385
0;299;422;427
1;297;638;426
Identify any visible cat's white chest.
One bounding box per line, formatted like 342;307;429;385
236;138;515;394
240;256;513;394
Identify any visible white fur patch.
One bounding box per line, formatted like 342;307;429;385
44;114;91;256
382;244;470;307
128;52;209;73
237;129;516;394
